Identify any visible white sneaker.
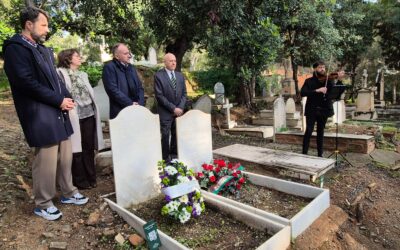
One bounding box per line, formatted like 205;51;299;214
34;206;62;221
61;192;89;205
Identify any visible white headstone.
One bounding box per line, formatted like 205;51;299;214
273;97;286;131
148;47;157;65
222;98;236;129
176;110;213;172
332;100;346;124
301;97;307;131
93;79;110;121
193;95;212;114
285;98;296;114
109;106;162;208
214;82;225;105
362;69;368;88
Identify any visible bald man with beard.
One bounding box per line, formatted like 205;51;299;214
154;53;187;162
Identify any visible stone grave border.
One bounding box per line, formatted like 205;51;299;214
104;195;291;250
202;171;330;239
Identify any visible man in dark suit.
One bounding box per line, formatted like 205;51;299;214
154;53;187;161
301;61;344;157
3;7;88;221
102;43;145;119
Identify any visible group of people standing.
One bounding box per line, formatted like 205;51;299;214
2;6;186;221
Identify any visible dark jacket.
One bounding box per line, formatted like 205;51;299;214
301;75;336;118
154;68;187;120
3;34;73;147
102;59;145;119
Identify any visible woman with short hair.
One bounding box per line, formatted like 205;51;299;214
57;49;104;189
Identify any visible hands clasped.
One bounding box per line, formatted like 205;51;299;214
174;108;184;117
60;98;75;111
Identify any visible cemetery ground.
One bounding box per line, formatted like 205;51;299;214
0;91;400;249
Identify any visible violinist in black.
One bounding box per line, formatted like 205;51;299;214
301;61;344;157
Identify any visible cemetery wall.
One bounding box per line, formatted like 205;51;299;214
275;132;375;154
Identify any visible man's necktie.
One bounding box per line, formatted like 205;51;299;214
170;72;176;90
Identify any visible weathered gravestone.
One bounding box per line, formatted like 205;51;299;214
176;110;213;172
332;100;346;124
93;79;110;121
274;96;286;131
192;94;212;114
285;97;301;129
109;106;162;207
148;47;157;65
222;98;236;129
214;82;225;105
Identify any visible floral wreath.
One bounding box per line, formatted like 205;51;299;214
158;160;205;223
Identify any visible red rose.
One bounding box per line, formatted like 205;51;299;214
239;177;245;184
237;170;241;174
215;167;221;173
197;172;204;178
217;160;226;168
228;163;233;169
232;172;238;178
213;159;220;164
208;165;214;171
236;184;242;190
202;164;208;170
210;175;216;182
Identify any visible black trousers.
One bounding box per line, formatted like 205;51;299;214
72;116;96;188
160;118;177;161
302;113;328;157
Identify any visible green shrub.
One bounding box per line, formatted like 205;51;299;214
80;64;103;87
186;68;237;96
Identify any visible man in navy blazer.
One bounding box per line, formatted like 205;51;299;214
154;53;187;161
3;7;88;221
102;43;145;119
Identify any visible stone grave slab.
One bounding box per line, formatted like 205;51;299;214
202;172;330;238
370;149;400;168
213;144;335;181
93;79;110;121
192;94;212;114
109;106;162;207
176;110;213;172
224;126;274;138
105;195;291;250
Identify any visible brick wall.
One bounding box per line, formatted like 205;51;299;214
275;132;375;154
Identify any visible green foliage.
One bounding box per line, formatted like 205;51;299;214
186;68;237;96
0;21;14;56
80;64;103;87
207;1;281;106
373;0;400;69
143;0;214;70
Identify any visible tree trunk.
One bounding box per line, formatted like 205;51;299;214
350;64;357;102
25;0;34;7
239;82;252;108
165;37;189;72
250;75;256;100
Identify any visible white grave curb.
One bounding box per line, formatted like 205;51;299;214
105;195;291;250
202;171;330;239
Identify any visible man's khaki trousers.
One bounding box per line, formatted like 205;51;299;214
32;138;77;209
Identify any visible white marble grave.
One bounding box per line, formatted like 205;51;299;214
148;47;157;65
93;79;110;121
109;106;162;207
273;97;286;131
176;110;213;172
285;97;296;114
332;100;346;124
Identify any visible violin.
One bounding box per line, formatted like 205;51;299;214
317;71;356;82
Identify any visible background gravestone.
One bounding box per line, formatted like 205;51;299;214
214;82;225;105
109;106;162;208
93;79;110;121
176;110;213;172
148;47;157;65
193;94;212;114
273;97;286;131
285;98;296;114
